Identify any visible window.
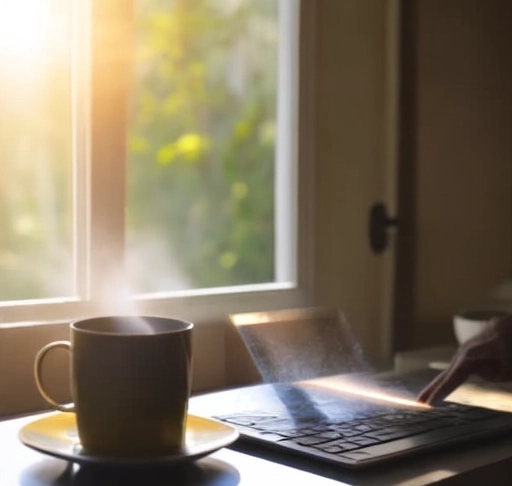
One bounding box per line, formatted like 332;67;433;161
0;1;399;415
0;0;310;326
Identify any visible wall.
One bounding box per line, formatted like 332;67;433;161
312;0;398;360
397;0;512;348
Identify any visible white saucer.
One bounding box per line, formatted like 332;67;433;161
19;412;239;466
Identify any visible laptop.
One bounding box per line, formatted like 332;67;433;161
191;307;512;469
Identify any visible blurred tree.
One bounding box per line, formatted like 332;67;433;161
126;0;278;291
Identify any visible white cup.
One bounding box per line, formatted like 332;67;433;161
453;310;508;344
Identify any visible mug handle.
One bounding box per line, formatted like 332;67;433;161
34;341;75;413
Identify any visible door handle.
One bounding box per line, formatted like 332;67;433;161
369;203;398;254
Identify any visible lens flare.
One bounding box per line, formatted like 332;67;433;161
0;1;49;55
303;376;431;410
0;0;66;78
231;312;278;326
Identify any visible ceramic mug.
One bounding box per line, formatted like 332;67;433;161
34;315;193;457
453;310;508;344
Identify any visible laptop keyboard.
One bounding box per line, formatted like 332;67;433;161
215;403;510;467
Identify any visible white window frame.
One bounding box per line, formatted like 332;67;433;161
0;0;315;327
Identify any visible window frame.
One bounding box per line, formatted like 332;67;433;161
0;0;315;327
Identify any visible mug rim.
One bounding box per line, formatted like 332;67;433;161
71;315;193;336
455;309;509;322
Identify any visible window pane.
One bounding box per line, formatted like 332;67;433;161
0;0;74;301
126;0;279;293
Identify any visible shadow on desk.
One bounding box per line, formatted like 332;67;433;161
20;457;241;486
231;437;512;486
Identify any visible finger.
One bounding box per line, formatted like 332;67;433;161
417;370;448;404
417;337;493;404
417;351;467;403
417;369;453;404
417;355;474;404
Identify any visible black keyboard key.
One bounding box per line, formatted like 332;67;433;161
315;440;361;452
366;428;411;442
316;430;343;440
319;445;346;454
350;436;382;447
295;436;333;446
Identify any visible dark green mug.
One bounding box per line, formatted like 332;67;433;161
35;316;193;457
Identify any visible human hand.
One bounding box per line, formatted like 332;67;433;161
417;315;512;405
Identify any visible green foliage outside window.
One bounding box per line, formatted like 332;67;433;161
0;0;278;300
126;0;278;291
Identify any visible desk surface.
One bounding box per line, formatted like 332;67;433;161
1;413;343;486
2;379;512;486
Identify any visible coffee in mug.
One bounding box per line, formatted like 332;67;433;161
34;315;193;457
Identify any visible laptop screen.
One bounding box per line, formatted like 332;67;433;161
231;307;372;383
